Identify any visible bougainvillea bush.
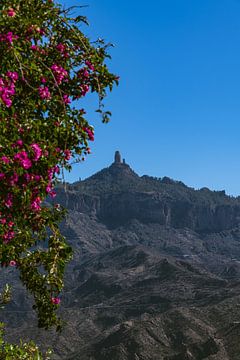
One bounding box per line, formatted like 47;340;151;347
0;322;52;359
0;0;118;332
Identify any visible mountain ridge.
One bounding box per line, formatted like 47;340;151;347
3;151;240;359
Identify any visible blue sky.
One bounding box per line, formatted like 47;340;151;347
60;0;240;196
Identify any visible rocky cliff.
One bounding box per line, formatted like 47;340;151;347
58;160;240;233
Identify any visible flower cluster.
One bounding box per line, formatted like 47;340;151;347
7;8;16;17
84;127;95;141
31;143;42;161
50;64;68;85
51;297;60;305
0;31;18;44
38;86;51;100
0;71;18;107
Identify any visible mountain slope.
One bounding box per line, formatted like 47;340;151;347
3;152;240;359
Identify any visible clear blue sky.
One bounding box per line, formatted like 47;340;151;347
60;0;240;196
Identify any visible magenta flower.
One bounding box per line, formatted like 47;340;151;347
51;297;60;305
63;94;71;104
31;143;42;161
53;165;60;174
16;139;23;147
3;230;15;243
4;32;13;43
56;43;66;53
5;193;13;208
1;95;12;107
77;68;90;79
0;75;16;107
46;184;52;193
9;260;17;266
84;127;94;141
0;32;18;44
7;8;16;17
14;151;32;169
22;158;32;169
1;156;10;164
81;84;89;97
85;60;95;71
49;190;56;198
47;168;54;180
24;173;31;183
40;77;47;83
31;196;42;211
9;172;19;185
51;64;68;84
30;45;39;51
64;149;71;160
6;71;18;82
38;86;51;100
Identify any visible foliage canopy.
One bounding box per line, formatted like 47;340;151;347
0;0;117;332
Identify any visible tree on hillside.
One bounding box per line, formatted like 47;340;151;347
0;0;117;357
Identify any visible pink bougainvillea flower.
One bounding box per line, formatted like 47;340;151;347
22;158;32;169
49;190;56;198
14;151;27;161
47;168;54;180
64;149;71;160
51;297;61;305
80;84;89;97
15;139;23;147
84;127;94;141
14;151;32;169
3;230;15;243
63;94;71;104
85;60;95;71
31;143;42;161
31;196;42;211
7;8;16;17
38;86;51;100
0;32;18;44
5;193;13;208
40;77;47;83
30;45;39;51
51;64;68;84
46;184;52;193
24;173;31;183
56;43;66;53
53;165;60;174
6;71;18;82
9;172;19;186
1;156;10;164
77;68;90;79
1;95;12;107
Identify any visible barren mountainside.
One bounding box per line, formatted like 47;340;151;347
3;152;240;359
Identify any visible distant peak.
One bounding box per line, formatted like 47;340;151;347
114;150;122;164
113;150;127;166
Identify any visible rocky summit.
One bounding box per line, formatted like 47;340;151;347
3;152;240;359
